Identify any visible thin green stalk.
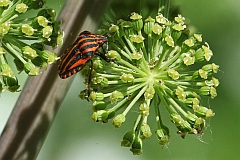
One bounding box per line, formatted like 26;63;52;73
4;43;26;64
158;46;181;71
108;97;130;113
123;84;148;115
153;95;162;129
119;59;147;76
110;42;132;60
158;0;171;18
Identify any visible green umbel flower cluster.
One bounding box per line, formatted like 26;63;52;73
0;0;63;92
80;12;219;155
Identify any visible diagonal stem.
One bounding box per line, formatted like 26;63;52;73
158;0;171;18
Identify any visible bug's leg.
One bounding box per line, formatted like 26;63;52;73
88;60;94;97
95;51;111;62
95;44;111;62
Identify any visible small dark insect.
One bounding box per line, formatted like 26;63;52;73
58;31;110;78
58;31;110;93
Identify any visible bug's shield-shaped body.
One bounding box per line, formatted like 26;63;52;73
58;31;108;79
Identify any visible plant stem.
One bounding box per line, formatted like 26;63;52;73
158;0;171;18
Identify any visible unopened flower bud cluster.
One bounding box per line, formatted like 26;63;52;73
0;0;63;92
80;12;219;155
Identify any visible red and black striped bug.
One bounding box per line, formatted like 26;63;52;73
58;31;110;93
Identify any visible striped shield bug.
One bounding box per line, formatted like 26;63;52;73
58;31;110;94
58;31;110;78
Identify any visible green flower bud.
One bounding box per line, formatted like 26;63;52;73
171;113;182;125
92;101;107;111
56;33;64;46
194;117;205;133
91;110;109;123
2;76;20;92
139;103;149;117
37;16;49;27
152;23;163;39
174;14;185;24
38;50;58;64
171;113;193;134
212;77;220;87
175;86;186;101
129;35;144;43
89;91;105;101
202;63;219;73
127;74;134;82
121;131;135;147
168;69;180;80
156;128;170;145
144;16;155;35
113;114;126;128
130;52;142;60
156;14;168;24
0;22;10;35
0;64;14;78
109;24;119;33
186;112;198;125
22;24;34;36
152;24;163;35
199;86;211;96
210;86;217;99
130;12;142;20
193;34;202;42
106;50;121;61
119;20;133;37
78;89;88;100
15;3;28;13
165;35;174;47
0;0;10;7
205;108;215;118
93;59;103;70
194;106;215;118
202;45;213;61
144;86;155;100
179;121;193;134
22;46;38;59
184;38;195;47
199;86;217;98
141;124;152;139
130;12;143;31
185;97;199;107
42;26;53;38
193;98;200;105
110;90;124;103
183;53;195;66
199;69;208;79
120;73;134;83
0;64;19;92
130;136;143;155
24;62;40;75
92;76;108;86
172;23;186;31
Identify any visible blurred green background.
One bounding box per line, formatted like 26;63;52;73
0;0;240;159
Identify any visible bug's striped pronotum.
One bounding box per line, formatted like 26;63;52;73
58;31;110;93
